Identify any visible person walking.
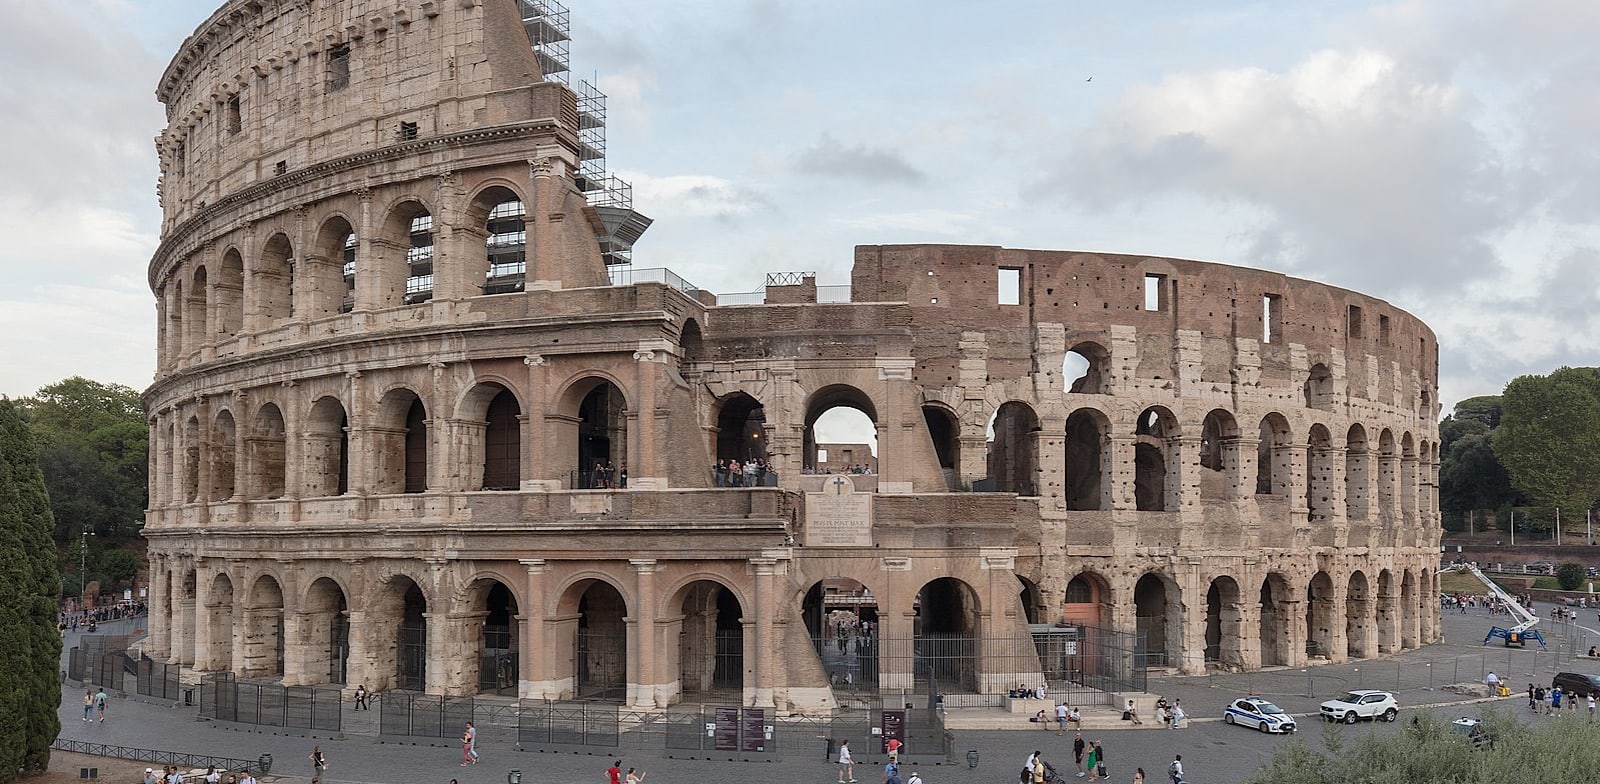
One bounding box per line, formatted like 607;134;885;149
1168;755;1185;784
606;759;623;784
308;745;327;776
886;736;903;764
1085;742;1101;782
1133;768;1145;784
461;721;478;765
906;771;922;784
95;687;108;722
1092;741;1108;780
1169;701;1187;729
837;739;856;783
82;689;94;722
625;767;646;784
1072;733;1087;778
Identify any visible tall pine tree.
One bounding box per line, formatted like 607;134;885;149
0;398;62;781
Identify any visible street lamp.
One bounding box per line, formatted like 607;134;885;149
79;530;95;602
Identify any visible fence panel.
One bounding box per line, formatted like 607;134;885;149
379;694;472;738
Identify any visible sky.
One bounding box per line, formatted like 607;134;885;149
3;0;1599;418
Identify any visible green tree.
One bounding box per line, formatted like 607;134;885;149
19;377;147;544
1557;562;1585;591
0;398;63;781
1492;367;1600;522
1438;396;1518;531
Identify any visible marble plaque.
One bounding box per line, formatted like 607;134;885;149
805;475;873;547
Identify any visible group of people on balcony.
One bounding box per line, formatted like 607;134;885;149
713;457;775;487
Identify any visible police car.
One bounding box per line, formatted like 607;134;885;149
1223;696;1297;733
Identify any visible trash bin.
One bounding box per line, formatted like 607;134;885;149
257;754;272;775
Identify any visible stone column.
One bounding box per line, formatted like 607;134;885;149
519;559;551;698
880;557;914;691
630;347;665;488
191;562;216;671
1235;600;1262;670
343;371;370;495
146;555;171;660
282;610;311;685
751;557;777;707
1325;583;1350;664
629;559;658;708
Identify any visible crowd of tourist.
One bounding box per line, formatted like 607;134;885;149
59;600;146;633
712;458;774;487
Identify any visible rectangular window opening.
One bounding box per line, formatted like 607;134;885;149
328;44;351;91
1347;305;1363;339
1143;273;1167;311
274;160;287;176
1379;314;1392;346
1263;293;1283;344
225;94;242;135
998;267;1022;306
399;120;419;141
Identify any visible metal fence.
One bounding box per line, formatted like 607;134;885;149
137;655;181;702
67;634;137;689
199;672;342;731
379;693;474;738
518;701;620;749
51;739;257;773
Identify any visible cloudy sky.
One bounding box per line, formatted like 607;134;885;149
3;0;1598;414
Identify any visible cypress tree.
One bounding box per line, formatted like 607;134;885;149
0;398;62;782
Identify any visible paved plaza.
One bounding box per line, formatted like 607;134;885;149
58;606;1600;784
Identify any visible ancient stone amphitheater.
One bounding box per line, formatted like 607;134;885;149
142;0;1441;714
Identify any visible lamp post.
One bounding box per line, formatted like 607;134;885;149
79;529;95;602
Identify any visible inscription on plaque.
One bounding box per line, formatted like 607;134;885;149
805;475;872;547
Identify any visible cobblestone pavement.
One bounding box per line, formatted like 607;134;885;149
57;607;1600;784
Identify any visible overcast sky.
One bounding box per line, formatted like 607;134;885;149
3;0;1598;417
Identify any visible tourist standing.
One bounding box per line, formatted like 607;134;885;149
1072;733;1086;778
308;745;327;775
1056;702;1069;735
354;683;368;710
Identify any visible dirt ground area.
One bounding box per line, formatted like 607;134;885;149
32;751;152;784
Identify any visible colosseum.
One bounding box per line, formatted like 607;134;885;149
141;0;1442;714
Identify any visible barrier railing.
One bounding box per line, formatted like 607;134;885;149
50;739;257;773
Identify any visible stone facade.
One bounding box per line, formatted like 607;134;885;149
143;0;1442;714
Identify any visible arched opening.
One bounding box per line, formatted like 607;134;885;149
1255;414;1292;496
802;578;878;695
986;402;1039;496
678;581;744;699
1377;430;1397;525
405;398;428;493
1198;409;1240;500
1345;425;1369;521
680;319;706;365
1258;574;1291;667
209;411;237;501
482;387;522;490
247;404;287;499
1063;573;1112;628
1063;409;1109;510
312;216;356;316
1134;407;1177;511
183;415;200;502
1134;573;1179;669
715;392;768;473
187;265;209;351
217;249;244;336
375;390;429;494
1401;569;1418;649
394;579;428;691
203;573;235;671
1303;363;1334;410
241;575;285;679
573;580;627;700
303;397;349;497
804;385;878;474
577;381;627;488
1204;576;1243;669
303;577;349;685
1306;424;1334;524
914;578;979;692
922;405;961;490
376;201;432;308
1376;570;1397;654
1306;572;1334;660
1016;575;1043;625
476;581;519;695
1064;341;1109;394
1419;390;1432;420
1346;571;1372;659
1060;573;1113;681
257;233;295;325
481;191;526;295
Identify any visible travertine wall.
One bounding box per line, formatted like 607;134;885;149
143;0;1441;715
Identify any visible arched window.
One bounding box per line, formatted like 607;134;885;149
482;388;522;490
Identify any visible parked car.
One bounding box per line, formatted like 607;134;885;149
1319;690;1399;723
1550;672;1600;696
1224;696;1297;733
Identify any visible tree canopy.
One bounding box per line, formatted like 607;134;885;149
1492;367;1600;521
18;377;147;543
1437;396;1518;531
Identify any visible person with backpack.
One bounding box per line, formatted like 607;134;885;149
1168;755;1185;784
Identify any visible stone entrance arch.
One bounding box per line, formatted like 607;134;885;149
201;573;235;671
470;580;519;695
371;576;429;692
560;579;627;701
915;577;980;692
804;385;878;474
716;392;768;466
1204;576;1243;669
241;574;285;678
987;402;1040;496
1347;571;1373;659
1306;571;1335;660
575;380;627;489
1134;572;1182;669
300;577;349;685
1063;408;1110;510
1258;573;1293;667
802;578;878;693
672;580;745;701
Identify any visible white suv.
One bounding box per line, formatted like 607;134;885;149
1319;690;1399;724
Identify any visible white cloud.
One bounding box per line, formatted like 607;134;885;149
619;171;769;220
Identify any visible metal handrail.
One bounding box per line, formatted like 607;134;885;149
50;739;257;772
